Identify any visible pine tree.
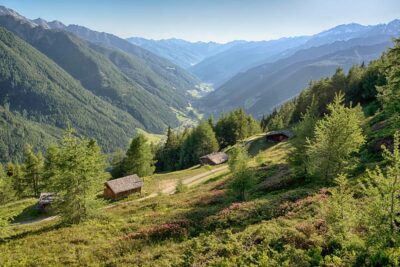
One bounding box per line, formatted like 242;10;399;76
0;164;15;204
52;129;108;224
215;108;261;148
322;174;358;243
377;39;400;116
228;146;255;200
43;144;60;191
110;149;126;178
179;122;219;168
306;93;365;181
24;145;44;197
289;97;318;177
123;133;155;177
361;131;400;248
5;162;26;198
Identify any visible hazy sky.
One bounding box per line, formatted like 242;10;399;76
0;0;399;43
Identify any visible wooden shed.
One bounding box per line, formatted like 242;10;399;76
104;174;143;200
200;152;229;166
266;130;294;142
38;192;56;211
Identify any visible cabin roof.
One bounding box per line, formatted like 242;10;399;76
105;174;143;194
39;192;56;205
266;130;294;138
200;152;229;164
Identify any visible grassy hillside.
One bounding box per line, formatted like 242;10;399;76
0;140;308;266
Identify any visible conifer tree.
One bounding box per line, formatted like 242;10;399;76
110;148;125;178
0;164;15;204
52;129;107;224
5;162;26;197
322;174;358;243
43;144;60;190
377;38;400;116
289;97;318;177
24;145;44;197
228;146;255;200
123;133;155;177
179;122;219;168
361;131;400;248
306;93;365;180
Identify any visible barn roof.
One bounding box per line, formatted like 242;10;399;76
105;174;143;194
39;192;56;205
200;152;229;165
266;130;294;138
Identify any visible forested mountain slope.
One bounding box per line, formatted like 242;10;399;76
191;20;400;87
0;13;196;133
201;40;394;117
54;24;200;93
0;26;139;161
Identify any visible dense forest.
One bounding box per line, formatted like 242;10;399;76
0;38;399;265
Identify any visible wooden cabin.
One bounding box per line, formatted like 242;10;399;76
38;192;56;211
104;174;143;200
266;130;294;142
200;152;229;166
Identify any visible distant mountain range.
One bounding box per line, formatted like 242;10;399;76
127;37;244;69
0;3;399;161
0;5;200;161
131;20;398;88
199;20;400;117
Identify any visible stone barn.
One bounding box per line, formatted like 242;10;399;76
200;152;229;166
265;130;294;142
104;174;143;200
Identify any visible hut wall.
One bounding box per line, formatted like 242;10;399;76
104;186;116;199
266;134;289;142
200;158;216;166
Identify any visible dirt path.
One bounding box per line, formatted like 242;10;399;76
105;165;229;209
13;165;229;225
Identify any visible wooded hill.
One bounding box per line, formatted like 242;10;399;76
0;38;399;266
0;6;201;162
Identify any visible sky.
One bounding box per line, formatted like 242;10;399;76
0;0;399;43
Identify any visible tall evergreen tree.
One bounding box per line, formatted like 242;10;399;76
377;39;400;117
289;97;318;177
43;145;60;191
122;134;155;177
361;131;400;248
215;108;261;148
5;162;25;198
23;145;44;197
52;129;108;224
110;149;126;178
306;93;365;180
0;164;15;204
180;122;219;168
228;146;255;200
322;174;358;243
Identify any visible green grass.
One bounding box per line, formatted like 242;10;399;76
0;138;332;266
136;128;166;145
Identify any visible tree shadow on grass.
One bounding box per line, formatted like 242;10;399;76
10;204;50;224
1;221;63;244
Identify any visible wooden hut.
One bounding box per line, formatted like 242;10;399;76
265;130;294;142
38;192;56;211
200;152;229;166
104;174;143;200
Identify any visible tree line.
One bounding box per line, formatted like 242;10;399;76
111;108;261;176
285;39;400;264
